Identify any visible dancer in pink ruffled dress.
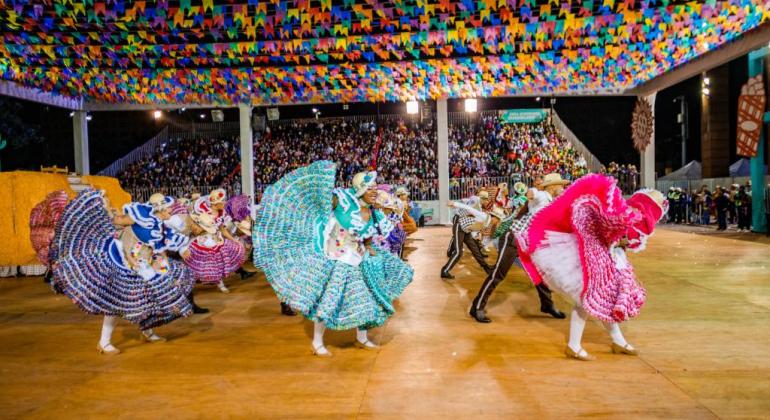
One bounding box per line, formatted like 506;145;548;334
516;175;667;361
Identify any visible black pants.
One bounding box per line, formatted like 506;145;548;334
717;210;728;230
470;230;555;313
442;216;491;275
737;207;751;230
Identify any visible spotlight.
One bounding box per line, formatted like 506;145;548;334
702;87;710;96
535;97;541;102
181;107;186;112
86;114;92;121
464;98;478;113
406;100;419;114
703;77;710;86
312;107;319;113
153;110;162;120
69;111;75;117
199;113;206;119
343;104;349;110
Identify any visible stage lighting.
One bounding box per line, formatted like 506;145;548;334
464;98;478;113
69;112;75;117
406;100;419;114
199;113;206;119
703;77;710;86
86;114;92;121
153;110;162;120
702;87;710;96
312;107;319;113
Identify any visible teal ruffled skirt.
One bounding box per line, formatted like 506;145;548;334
253;161;413;330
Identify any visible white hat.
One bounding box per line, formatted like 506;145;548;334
352;171;377;197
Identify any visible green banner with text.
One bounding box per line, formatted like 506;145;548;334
499;109;548;123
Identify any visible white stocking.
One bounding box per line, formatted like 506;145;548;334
100;316;118;348
312;321;330;355
568;306;588;353
356;328;368;343
604;322;630;348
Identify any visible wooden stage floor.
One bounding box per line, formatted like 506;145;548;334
1;226;768;419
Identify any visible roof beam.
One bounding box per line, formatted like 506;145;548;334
630;23;770;97
0;79;83;110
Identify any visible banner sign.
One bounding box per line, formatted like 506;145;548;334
736;75;766;158
499;109;548;124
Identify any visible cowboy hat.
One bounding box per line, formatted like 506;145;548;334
395;187;409;197
541;173;570;188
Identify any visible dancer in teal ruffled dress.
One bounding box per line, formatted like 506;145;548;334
252;161;414;357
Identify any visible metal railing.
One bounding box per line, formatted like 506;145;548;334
99;126;169;177
99;122;241;177
127;184;242;203
449;175;534;200
656;176;770;194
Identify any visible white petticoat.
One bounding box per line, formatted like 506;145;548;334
530;231;584;303
531;231;631;305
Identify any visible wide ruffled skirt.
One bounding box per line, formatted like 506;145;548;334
185;239;246;283
50;190;195;330
253;161;413;330
530;231;646;322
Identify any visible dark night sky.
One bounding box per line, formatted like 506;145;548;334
0;54;750;175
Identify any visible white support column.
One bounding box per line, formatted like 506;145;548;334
73;110;89;175
437;99;450;225
640;93;656;188
238;104;255;214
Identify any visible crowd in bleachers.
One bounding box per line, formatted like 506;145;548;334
449;116;588;181
117;114;599;202
120;136;239;189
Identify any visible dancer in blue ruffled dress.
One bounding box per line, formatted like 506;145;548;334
50;190;195;355
252;161;414;357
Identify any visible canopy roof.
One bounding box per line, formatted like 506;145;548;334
0;0;768;107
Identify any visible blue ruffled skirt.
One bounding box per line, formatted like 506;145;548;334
253;161;413;330
50;190;194;330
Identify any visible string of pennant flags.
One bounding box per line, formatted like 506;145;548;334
0;0;767;105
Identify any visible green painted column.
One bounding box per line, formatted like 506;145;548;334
748;48;768;233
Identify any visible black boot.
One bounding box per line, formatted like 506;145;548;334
189;292;209;314
280;302;296;316
541;306;566;319
440;271;455;280
470;307;492;323
238;267;255;280
43;268;52;284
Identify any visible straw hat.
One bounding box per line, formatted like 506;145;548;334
209;188;227;205
190;211;218;234
489;206;507;220
395;187;409;197
541;173;570;188
478;191;490;200
352;171;377;197
513;182;527;195
148;193;174;211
